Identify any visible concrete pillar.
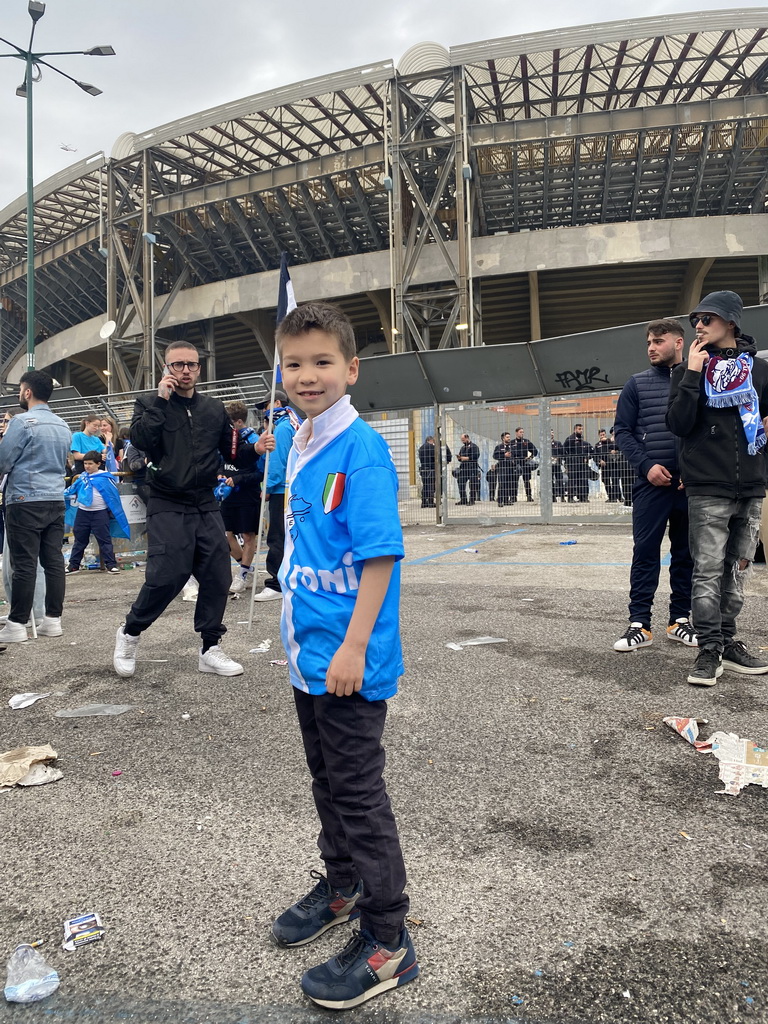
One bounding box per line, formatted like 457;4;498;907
678;258;715;314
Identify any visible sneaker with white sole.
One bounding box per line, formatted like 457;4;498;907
113;625;140;677
253;587;283;602
687;648;723;686
272;871;362;948
614;622;652;651
37;616;63;637
722;640;768;675
301;927;419;1009
229;575;247;594
107;565;121;574
0;620;28;643
666;618;697;646
198;646;243;676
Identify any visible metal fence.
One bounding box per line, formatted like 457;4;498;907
362;392;633;527
0;374;270;432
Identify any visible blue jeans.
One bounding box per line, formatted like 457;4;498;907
687;495;762;651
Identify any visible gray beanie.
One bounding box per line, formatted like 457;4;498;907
690;290;743;332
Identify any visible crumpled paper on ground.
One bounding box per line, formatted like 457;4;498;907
664;716;768;796
0;744;60;790
8;692;53;709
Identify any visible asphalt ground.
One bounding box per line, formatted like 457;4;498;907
1;522;767;1024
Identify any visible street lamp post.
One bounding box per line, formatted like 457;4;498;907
0;2;114;371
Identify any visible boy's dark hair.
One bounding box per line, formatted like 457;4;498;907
165;340;199;359
276;301;356;362
226;400;248;423
83;450;104;466
647;318;685;338
19;370;54;402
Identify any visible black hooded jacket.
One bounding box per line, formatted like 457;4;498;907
666;333;768;499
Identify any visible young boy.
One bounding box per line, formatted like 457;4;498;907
64;451;129;574
221;400;264;594
272;302;418;1009
667;290;768;685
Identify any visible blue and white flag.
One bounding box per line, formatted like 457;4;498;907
275;252;297;384
104;440;118;472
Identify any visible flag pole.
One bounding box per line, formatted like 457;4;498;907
246;252;295;630
246;352;280;630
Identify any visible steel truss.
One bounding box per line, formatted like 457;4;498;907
2;16;768;385
389;67;479;352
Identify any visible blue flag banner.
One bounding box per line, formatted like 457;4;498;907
275;253;297;383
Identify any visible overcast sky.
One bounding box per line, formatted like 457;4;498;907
1;0;767;211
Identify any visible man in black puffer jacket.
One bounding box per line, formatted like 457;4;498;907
667;290;768;687
112;342;275;679
614;319;695;654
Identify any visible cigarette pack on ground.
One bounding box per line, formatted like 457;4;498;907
62;912;105;951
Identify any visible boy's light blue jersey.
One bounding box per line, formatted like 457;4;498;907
279;397;404;700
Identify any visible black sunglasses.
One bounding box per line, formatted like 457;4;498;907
689;314;716;327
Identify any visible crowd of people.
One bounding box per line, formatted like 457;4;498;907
418;422;635;506
1;291;767;1008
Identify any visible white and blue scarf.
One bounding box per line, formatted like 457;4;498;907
704;353;766;455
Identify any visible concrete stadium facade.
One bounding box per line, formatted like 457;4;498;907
1;8;767;397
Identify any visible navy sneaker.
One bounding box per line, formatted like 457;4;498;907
272;871;361;948
301;927;419;1009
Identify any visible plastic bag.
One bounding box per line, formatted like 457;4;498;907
4;944;60;1003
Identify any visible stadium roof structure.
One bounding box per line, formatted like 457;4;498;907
1;8;768;395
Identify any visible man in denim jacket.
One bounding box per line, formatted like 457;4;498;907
0;371;71;643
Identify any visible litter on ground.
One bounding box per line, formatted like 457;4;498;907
55;704;134;718
446;636;508;650
8;693;53;709
664;716;768;796
0;745;61;790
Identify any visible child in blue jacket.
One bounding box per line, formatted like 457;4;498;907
64;450;129;574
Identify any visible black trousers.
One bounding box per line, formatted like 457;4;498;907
628;479;693;628
293;688;409;946
514;466;533;501
497;467;514;503
125;506;231;648
457;467;480;502
5;501;65;624
69;508;116;569
265;492;285;592
419;469;435;505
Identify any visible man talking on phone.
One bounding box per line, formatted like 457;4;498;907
113;342;275;678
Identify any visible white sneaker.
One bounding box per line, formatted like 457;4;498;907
198;646;243;676
614;622;653;652
182;582;199;602
229;575;247;594
114;625;140;677
37;616;63;637
253;588;283;602
0;620;28;643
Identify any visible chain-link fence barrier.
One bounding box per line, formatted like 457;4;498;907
364;393;634;526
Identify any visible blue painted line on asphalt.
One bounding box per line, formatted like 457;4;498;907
434;560;632;566
404;528;527;565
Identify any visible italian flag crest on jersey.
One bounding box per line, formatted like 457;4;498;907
322;472;346;514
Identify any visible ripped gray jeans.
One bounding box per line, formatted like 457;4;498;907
687;495;762;652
